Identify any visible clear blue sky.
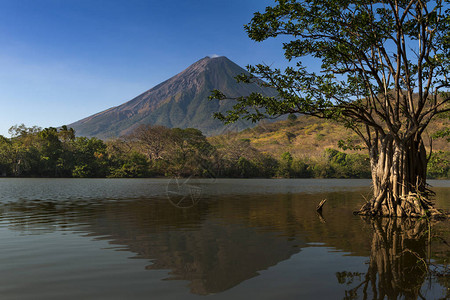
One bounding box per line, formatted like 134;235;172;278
0;0;292;137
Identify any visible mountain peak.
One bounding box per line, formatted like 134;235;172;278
170;56;240;88
183;55;230;72
68;56;276;139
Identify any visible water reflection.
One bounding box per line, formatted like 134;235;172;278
338;218;450;299
0;180;448;298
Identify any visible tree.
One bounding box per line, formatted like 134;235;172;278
210;136;269;177
277;151;294;177
71;137;108;177
8;124;42;176
287;113;298;122
37;127;63;176
167;128;215;177
58;125;75;144
127;125;174;160
211;0;449;218
108;151;151;178
0;135;13;176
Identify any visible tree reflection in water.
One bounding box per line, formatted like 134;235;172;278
337;218;449;300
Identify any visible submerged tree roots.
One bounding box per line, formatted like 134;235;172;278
356;192;447;220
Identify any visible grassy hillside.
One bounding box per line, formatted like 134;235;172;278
218;114;448;157
239;116;360;158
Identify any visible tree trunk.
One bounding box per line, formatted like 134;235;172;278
358;134;444;218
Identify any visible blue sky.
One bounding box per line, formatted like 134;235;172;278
0;0;290;137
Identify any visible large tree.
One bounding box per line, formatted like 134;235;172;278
212;0;449;217
127;125;174;160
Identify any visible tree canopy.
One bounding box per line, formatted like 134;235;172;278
211;0;450;218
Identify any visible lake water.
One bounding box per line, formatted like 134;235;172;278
0;178;449;299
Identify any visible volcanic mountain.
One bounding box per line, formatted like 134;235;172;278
69;56;277;139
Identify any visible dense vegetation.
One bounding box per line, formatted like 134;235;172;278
0;123;447;179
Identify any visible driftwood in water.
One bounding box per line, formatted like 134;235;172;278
316;211;326;223
316;199;327;212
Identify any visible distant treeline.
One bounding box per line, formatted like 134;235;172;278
0;124;448;179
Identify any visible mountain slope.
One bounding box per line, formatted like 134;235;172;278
69;56;277;139
211;114;449;158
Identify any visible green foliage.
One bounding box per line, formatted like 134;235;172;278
286;131;296;143
236;157;256;178
315;133;325;141
281;151;293;162
253;154;278;178
287;113;298;122
108;152;150;178
277;151;293;177
37;127;63;176
0;124;446;179
326;148;346;164
338;138;363;151
432;127;450;142
71;137;108;177
275;149;371;179
165;127;215;177
72;164;91;178
291;159;311;178
431;111;450;142
0;135;13;176
324;149;371;178
427;151;450;179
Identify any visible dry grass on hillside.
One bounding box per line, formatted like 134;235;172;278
210;115;449;160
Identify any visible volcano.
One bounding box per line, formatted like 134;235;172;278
68;56;277;138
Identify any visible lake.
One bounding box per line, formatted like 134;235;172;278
0;178;448;299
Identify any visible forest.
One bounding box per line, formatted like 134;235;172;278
0;123;448;179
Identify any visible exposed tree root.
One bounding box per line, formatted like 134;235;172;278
355;192;448;220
